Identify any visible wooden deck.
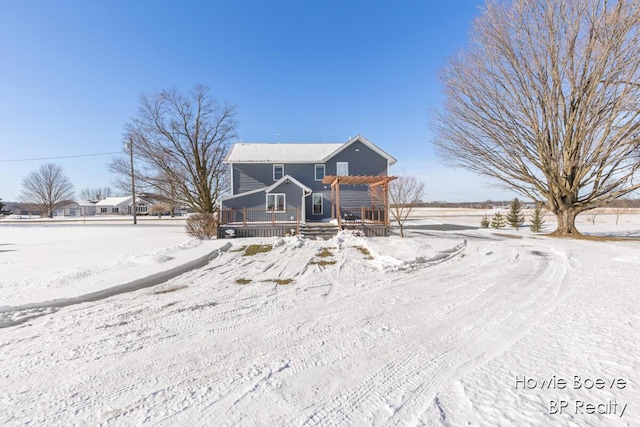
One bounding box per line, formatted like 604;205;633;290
217;224;300;239
217;207;389;238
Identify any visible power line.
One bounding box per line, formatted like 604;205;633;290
0;151;121;163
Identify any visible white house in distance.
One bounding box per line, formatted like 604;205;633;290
95;196;152;215
77;200;97;216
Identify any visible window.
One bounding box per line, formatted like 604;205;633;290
100;207;108;214
336;162;349;176
314;164;325;181
273;164;284;181
266;193;286;212
312;193;323;215
137;205;148;213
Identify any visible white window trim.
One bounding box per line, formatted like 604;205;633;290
273;164;284;181
336;162;349;176
314;164;325;181
312;193;323;215
266;193;286;212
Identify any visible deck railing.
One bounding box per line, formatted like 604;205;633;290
339;207;387;225
219;208;300;228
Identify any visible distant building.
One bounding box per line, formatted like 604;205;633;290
95;196;153;215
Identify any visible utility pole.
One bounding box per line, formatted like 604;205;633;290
128;136;137;225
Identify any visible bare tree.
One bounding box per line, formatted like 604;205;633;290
19;163;74;218
79;187;112;201
388;176;426;238
612;197;630;225
434;0;640;236
109;85;237;213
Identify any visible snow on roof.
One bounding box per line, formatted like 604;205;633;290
225;135;397;164
225;143;344;163
95;196;132;206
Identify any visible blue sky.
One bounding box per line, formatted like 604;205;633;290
0;0;520;202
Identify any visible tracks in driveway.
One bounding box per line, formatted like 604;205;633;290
0;231;571;425
296;237;568;425
135;231;566;426
0;243;232;328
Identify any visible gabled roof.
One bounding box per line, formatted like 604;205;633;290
224;134;396;165
323;135;396;165
95;196;132;206
266;175;311;193
220;175;311;201
225;142;342;163
95;196;152;207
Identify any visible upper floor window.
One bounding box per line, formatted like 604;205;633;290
336;162;349;176
315;164;325;181
273;164;284;181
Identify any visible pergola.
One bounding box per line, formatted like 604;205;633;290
322;175;397;227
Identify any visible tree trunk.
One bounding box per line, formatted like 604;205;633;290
552;206;580;236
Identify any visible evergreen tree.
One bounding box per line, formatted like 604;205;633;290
0;198;11;219
491;211;506;229
530;203;546;233
480;214;490;228
506;198;525;229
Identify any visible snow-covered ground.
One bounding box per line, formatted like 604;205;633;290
0;213;639;426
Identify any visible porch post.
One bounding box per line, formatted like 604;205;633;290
331;183;335;220
336;180;342;228
296;207;301;235
243;207;246;227
384;181;390;227
361;206;364;225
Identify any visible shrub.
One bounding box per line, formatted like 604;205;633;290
506;198;525;229
491;211;506;229
186;213;218;239
480;214;490;228
149;203;168;218
530;203;546;233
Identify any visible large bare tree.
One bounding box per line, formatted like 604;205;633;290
19;163;74;218
434;0;640;235
109;85;237;213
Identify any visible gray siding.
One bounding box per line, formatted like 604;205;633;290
306;191;331;221
222;191;266;211
229;138;389;219
233;163;320;194
325;140;387;176
268;180;306;211
223;181;305;211
324;140;388;213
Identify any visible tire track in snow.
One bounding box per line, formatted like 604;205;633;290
299;238;568;426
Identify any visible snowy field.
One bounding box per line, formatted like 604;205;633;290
0;211;639;426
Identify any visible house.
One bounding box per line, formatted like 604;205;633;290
77;200;97;216
220;135;396;235
95;196;153;215
53;201;82;217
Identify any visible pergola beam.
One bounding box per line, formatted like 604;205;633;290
322;175;397;228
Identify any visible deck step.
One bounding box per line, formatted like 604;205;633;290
299;223;340;240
